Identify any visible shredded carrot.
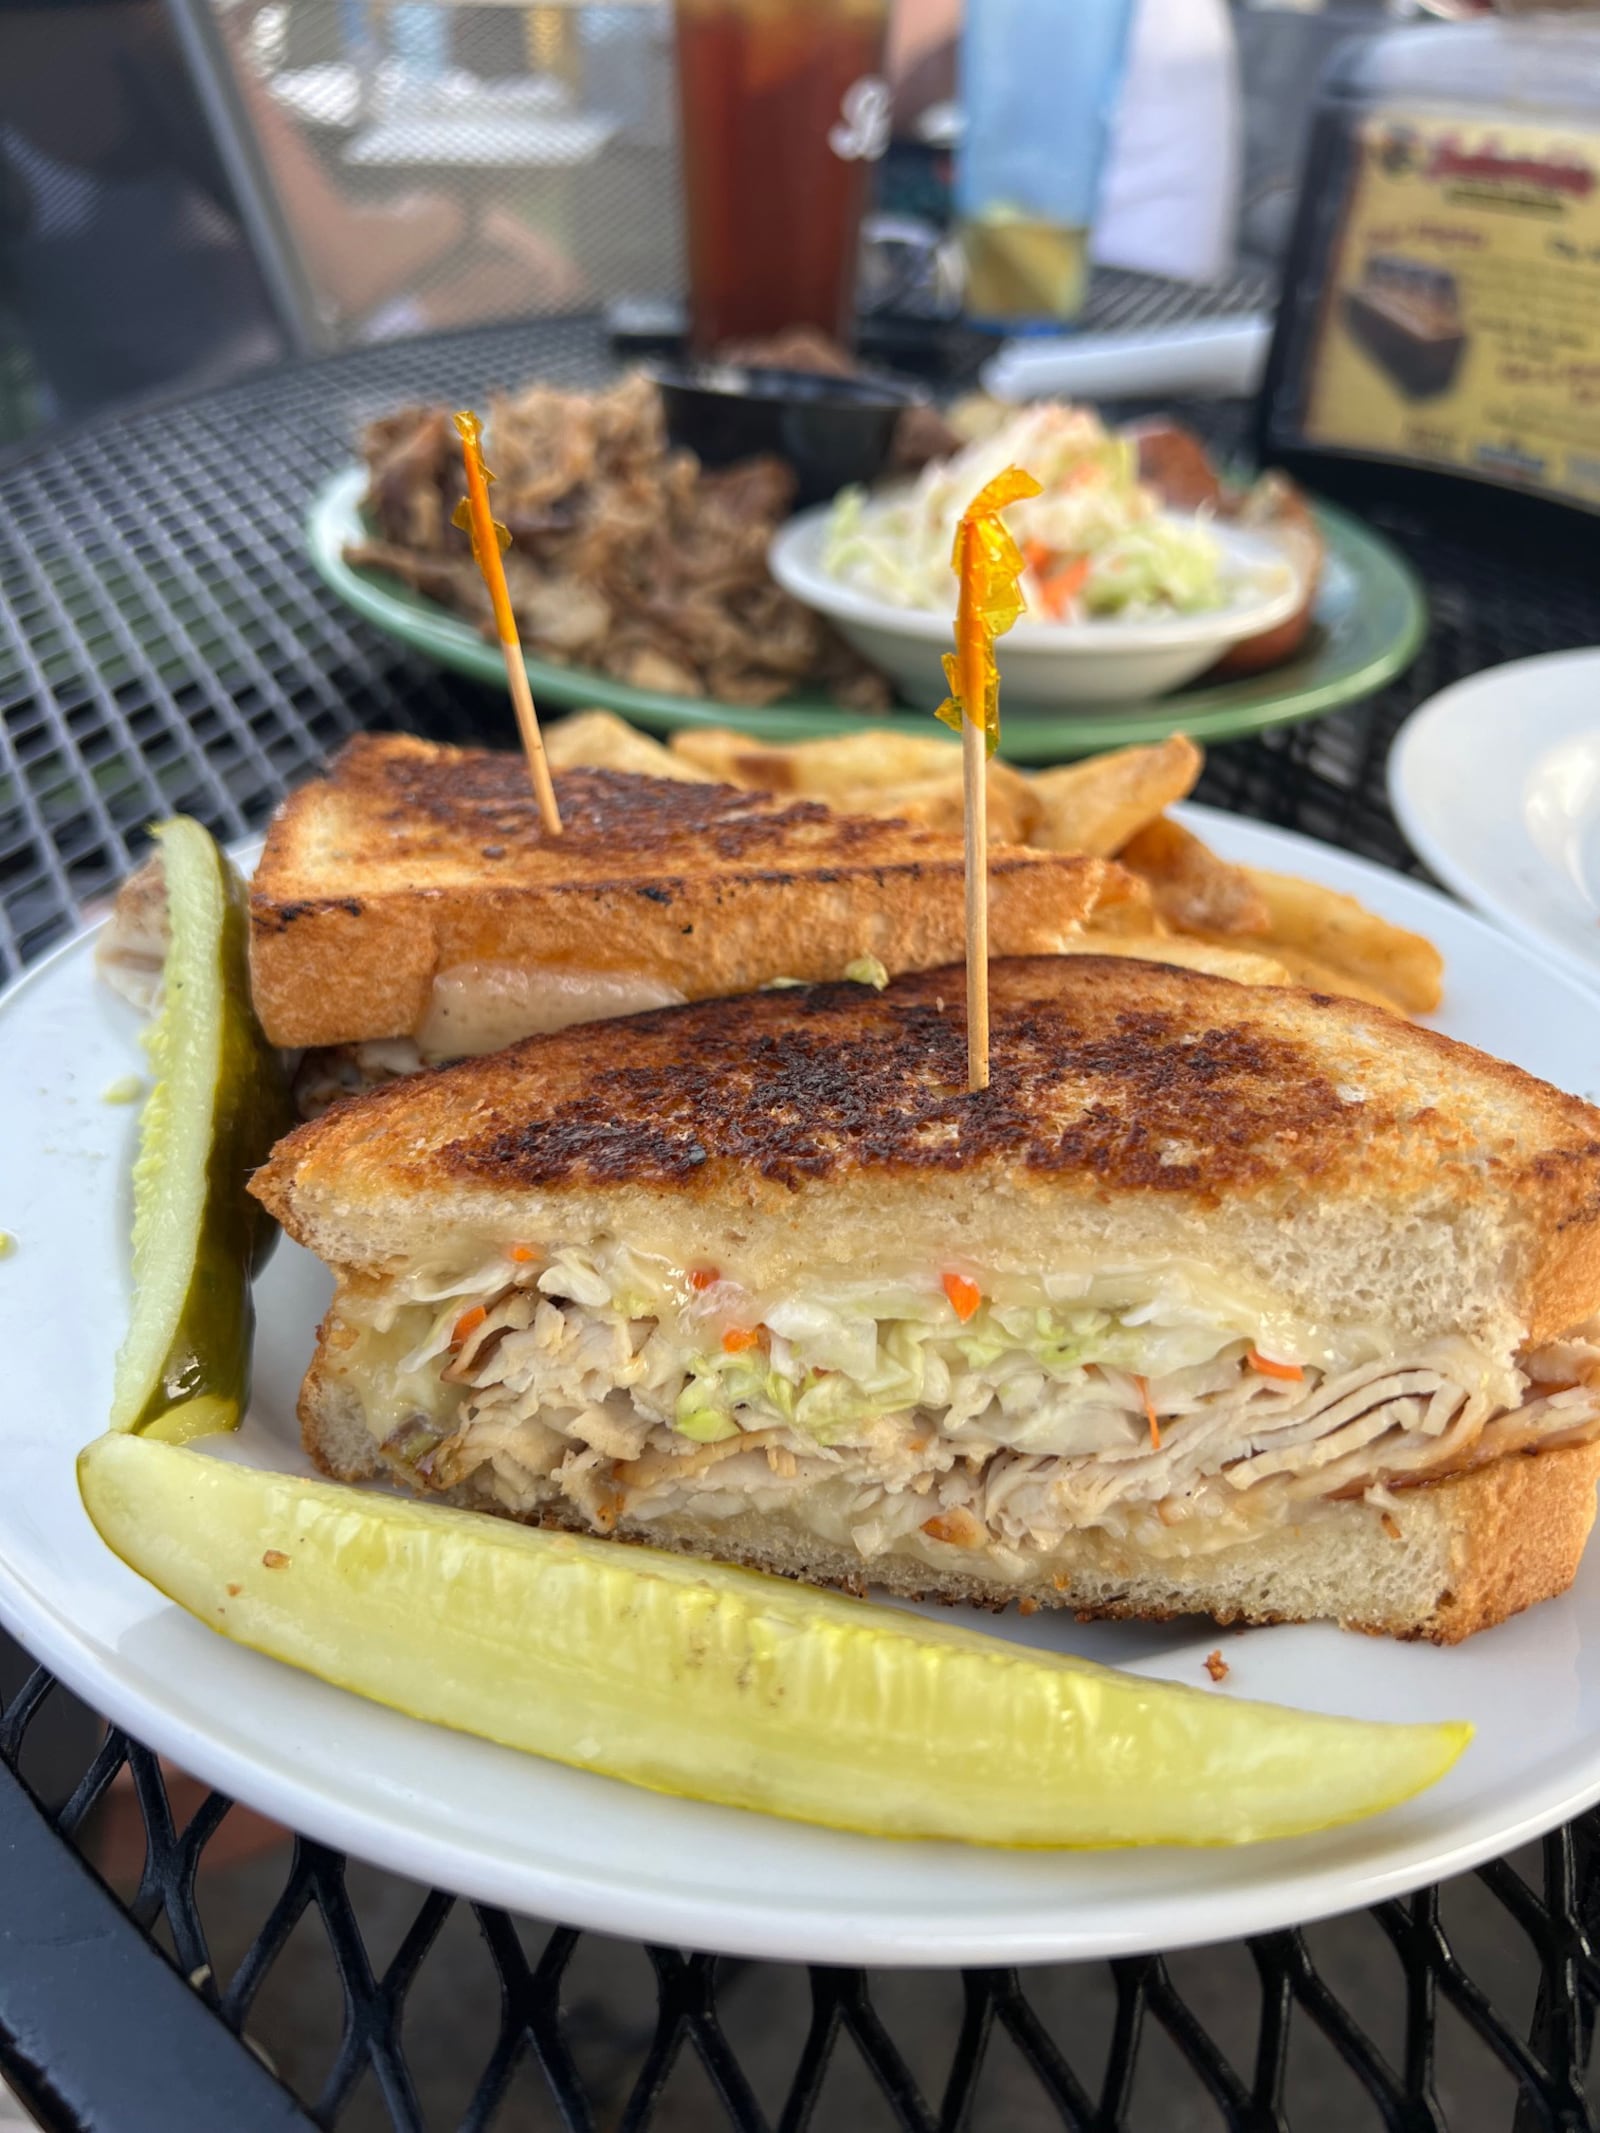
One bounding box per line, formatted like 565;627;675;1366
922;1509;984;1548
451;1304;487;1347
1037;553;1091;619
722;1326;765;1354
688;1267;720;1292
1023;543;1093;620
1247;1348;1305;1382
1135;1374;1161;1450
942;1271;982;1322
506;1244;539;1264
1055;553;1092;593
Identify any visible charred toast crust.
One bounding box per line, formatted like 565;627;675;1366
255;953;1600;1211
447;993;1334;1194
249;736;1121;1046
255;734;1029;888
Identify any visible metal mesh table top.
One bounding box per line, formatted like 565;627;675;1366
5;303;1600;2133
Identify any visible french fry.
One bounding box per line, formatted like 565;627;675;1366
1232;939;1413;1015
1028;736;1203;857
1062;933;1294;988
669;727;962;794
1081;867;1159;935
846;772;1036;843
546;709;712;781
666;727;1040;840
1117;816;1271;938
1245;869;1444;1016
667;728;799;785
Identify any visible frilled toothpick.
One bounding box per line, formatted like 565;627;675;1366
454;409;561;835
935;466;1042;1090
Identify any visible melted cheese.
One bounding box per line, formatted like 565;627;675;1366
416;963;687;1060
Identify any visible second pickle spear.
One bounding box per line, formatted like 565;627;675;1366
79;1433;1469;1848
108;818;292;1444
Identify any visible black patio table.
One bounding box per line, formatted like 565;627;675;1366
4;299;1600;2133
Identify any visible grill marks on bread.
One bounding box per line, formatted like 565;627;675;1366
367;750;889;867
256;734;1008;894
449;985;1334;1193
255;956;1600;1217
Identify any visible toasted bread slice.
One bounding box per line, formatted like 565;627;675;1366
254;954;1600;1350
249;735;1128;1049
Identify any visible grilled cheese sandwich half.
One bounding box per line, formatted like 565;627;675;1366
247;734;1139;1058
252;956;1600;1642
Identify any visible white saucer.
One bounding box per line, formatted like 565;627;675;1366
1390;646;1600;992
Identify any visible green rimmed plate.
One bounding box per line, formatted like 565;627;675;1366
306;466;1425;762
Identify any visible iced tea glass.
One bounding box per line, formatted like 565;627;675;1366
673;0;891;355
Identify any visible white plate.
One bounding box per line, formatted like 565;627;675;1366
768;508;1305;707
6;810;1600;1968
1390;647;1600;992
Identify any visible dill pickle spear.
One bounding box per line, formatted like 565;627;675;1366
108;820;292;1441
78;1436;1470;1847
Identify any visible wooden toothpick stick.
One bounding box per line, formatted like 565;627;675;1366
937;467;1042;1093
956;524;990;1091
454;409;562;836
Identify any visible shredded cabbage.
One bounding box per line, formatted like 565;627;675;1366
652;1294;1334;1454
379;1239;1408;1462
822;402;1230;624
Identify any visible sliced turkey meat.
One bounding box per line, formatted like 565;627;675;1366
332;1240;1600;1568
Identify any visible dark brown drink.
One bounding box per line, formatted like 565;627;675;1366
674;0;890;354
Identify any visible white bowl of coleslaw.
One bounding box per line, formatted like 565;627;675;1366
767;402;1306;708
771;505;1305;709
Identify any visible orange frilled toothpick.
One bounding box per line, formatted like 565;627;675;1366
453;409;562;835
936;466;1042;1091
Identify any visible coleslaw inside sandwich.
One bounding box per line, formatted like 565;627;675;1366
331;1239;1600;1573
254;955;1600;1642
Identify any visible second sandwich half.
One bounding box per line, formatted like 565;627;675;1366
253;956;1600;1644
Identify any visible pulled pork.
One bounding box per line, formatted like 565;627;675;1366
346;373;892;711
